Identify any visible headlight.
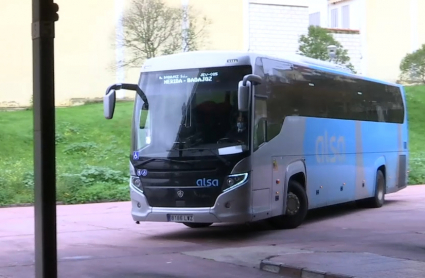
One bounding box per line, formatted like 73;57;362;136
131;176;143;191
223;173;248;192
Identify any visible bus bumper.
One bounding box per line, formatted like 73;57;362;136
129;181;253;224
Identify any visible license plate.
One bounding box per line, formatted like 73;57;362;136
168;214;194;222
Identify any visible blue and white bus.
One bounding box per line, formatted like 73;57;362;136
103;51;409;229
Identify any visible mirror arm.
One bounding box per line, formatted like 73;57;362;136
242;74;262;86
105;83;148;104
105;84;120;96
105;83;138;95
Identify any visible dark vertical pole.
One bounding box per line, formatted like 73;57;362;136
32;1;59;278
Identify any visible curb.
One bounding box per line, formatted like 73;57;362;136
260;260;355;278
0;199;129;209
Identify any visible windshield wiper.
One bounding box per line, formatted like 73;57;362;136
175;148;231;166
134;158;194;167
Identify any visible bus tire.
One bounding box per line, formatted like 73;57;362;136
182;222;213;228
363;169;386;208
268;179;308;229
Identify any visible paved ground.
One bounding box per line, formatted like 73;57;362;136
0;185;424;278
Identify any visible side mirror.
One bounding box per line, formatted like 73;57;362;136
238;74;263;112
104;89;116;119
238;81;250;112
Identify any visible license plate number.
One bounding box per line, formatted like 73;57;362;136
168;214;194;222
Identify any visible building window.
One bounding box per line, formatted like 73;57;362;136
342;5;350;29
309;12;321;26
330;8;338;28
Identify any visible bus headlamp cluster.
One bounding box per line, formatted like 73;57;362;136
131;176;143;191
224;173;249;192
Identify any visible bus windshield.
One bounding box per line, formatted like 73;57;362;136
132;65;252;159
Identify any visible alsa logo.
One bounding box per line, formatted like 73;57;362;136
315;131;346;163
196;178;219;187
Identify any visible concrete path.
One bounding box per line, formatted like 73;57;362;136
257;184;425;278
1;185;424;278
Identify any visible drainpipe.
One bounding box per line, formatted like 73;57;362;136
182;0;189;52
115;0;125;99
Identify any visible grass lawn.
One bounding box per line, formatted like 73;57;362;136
0;102;135;206
0;85;424;206
404;85;425;185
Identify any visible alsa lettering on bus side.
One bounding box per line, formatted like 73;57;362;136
315;131;346;163
196;178;219;187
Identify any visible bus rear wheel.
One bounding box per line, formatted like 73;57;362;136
268;179;308;229
357;169;385;208
182;222;213;228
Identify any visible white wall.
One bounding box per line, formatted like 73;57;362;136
246;0;309;55
332;32;362;73
308;0;328;27
410;0;419;52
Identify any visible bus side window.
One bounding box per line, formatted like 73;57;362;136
136;99;151;149
254;97;268;150
139;107;148;129
255;117;267;149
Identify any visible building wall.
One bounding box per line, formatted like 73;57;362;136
327;0;360;30
324;0;425;83
193;0;245;51
54;0;117;106
0;0;246;107
245;0;309;55
364;0;422;82
308;0;328;27
327;0;363;75
0;1;32;107
330;30;362;73
122;0;245;92
417;0;425;51
0;0;118;108
308;0;363;75
2;0;422;108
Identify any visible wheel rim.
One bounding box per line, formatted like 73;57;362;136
286;192;300;215
378;187;384;201
378;178;385;201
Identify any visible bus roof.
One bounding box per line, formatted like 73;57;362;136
140;50;401;88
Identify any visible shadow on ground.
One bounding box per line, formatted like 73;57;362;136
304;198;402;224
146;199;403;243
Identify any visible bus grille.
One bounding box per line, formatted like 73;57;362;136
143;187;220;208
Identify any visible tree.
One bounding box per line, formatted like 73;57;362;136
116;0;211;69
297;25;356;73
399;44;425;84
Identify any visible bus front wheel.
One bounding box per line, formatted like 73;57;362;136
182;222;213;228
268;179;308;229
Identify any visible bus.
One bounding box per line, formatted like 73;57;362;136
103;50;409;229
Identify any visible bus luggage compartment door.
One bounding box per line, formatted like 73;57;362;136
271;156;285;217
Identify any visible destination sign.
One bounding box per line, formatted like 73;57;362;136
159;72;219;85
